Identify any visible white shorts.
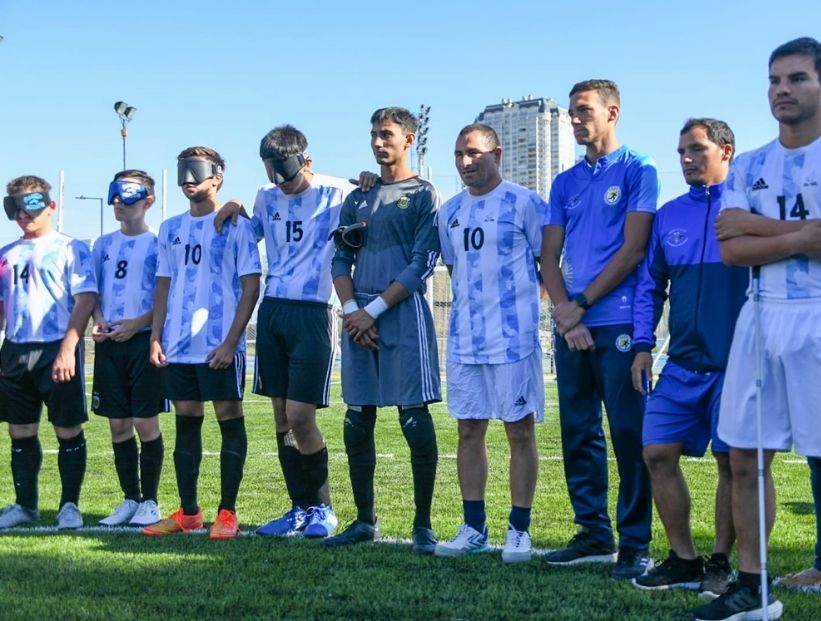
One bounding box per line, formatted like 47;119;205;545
446;349;545;422
718;298;821;457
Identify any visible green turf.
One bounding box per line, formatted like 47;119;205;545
0;380;819;620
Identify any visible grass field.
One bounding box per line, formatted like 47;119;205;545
0;379;819;620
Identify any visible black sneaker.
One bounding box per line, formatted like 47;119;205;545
411;526;437;555
612;546;653;580
699;554;732;598
322;519;379;548
543;529;616;565
690;580;783;620
632;550;703;590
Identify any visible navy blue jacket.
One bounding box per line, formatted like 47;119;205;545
633;183;748;372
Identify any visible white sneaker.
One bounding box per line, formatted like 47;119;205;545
128;500;162;527
303;504;339;538
99;499;139;526
502;525;532;563
434;524;490;558
57;502;83;530
0;503;40;528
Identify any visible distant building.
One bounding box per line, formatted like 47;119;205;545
477;95;575;199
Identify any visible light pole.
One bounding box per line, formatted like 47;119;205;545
416;105;431;175
76;195;104;238
113;101;137;169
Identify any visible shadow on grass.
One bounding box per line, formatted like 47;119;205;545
783;501;816;516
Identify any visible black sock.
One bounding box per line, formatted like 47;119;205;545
277;431;308;508
11;435;42;511
218;417;247;513
302;446;329;508
738;570;765;591
139;435;164;503
173;416;203;515
343;407;377;524
399;407;437;529
57;432;86;507
112;436;140;501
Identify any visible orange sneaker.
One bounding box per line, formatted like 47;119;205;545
143;507;203;536
209;508;239;539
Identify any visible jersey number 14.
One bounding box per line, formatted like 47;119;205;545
777;193;809;220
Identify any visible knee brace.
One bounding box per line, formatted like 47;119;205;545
398;406;438;465
343;406;376;464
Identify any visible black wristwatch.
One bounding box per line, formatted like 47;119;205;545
573;293;591;310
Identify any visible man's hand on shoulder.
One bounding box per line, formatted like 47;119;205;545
214;199;248;233
349;171;379;192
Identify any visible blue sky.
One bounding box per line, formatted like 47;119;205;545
0;1;817;244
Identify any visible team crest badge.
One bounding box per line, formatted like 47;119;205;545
566;196;581;210
397;196;410;210
92;392;100;410
665;229;688;247
615;334;632;352
604;186;621;205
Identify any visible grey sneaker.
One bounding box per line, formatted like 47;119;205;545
699;554;733;598
411;526;438;555
612;546;654;580
128;500;162;527
57;502;83;530
322;519;379;547
691;580;783;620
0;503;39;528
543;529;617;565
99;499;139;526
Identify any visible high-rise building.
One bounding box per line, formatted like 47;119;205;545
476;95;575;199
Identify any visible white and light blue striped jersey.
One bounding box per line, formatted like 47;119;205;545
92;230;158;329
252;173;354;303
0;231;97;343
156;211;261;363
723;136;821;300
438;181;547;364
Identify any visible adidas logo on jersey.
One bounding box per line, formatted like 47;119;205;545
449;218;460;229
102;253;110;262
484;215;495;222
514;396;527;407
357;200;369;211
272;212;281;221
752;178;769;191
172;236;182;245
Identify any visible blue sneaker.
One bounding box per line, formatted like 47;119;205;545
256;506;307;537
303;504;338;539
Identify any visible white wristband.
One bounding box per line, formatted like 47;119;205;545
342;300;359;315
364;296;388;319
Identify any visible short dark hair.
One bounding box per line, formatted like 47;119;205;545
680;118;736;156
370;107;419;134
458;123;500;149
7;175;51;195
177;146;226;172
770;36;821;76
113;169;156;196
259;125;308;160
569;79;621;105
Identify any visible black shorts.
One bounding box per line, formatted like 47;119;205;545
163;353;246;402
92;331;169;419
253;297;336;407
0;339;88;427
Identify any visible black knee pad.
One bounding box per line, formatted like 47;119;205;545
398;406;437;463
343;406;376;460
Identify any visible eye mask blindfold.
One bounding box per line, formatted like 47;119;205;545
3;192;51;220
329;222;367;249
177;158;223;186
107;181;149;205
266;154;306;184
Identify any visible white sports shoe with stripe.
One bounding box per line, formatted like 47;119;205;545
434;524;490;557
99;499;139;526
502;525;532;563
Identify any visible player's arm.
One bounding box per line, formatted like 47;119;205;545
631;219;668;394
52;292;96;383
214;198;250;232
346;188;440;338
149;277;170;367
720;221;821;265
540;225;569;305
207;273;260;369
90;302;109;343
714;207;819;240
553;212;654;334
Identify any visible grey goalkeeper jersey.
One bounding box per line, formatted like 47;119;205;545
331;176;440;295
